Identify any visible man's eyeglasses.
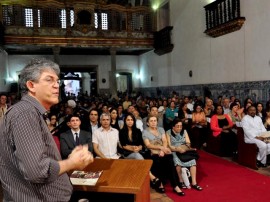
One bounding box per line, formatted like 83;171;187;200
40;77;60;85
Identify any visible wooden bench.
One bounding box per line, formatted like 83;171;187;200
206;131;222;156
237;127;258;170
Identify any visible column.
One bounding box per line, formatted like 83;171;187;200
53;47;60;64
110;48;117;97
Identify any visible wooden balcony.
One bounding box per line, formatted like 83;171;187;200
0;0;155;55
204;0;245;38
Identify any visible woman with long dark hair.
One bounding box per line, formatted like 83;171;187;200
119;113;144;159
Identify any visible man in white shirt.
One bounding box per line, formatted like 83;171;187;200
92;112;120;159
241;106;270;167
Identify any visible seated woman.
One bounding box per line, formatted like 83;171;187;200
228;102;244;133
166;118;202;191
256;102;265;123
210;105;237;157
165;101;178;131
47;114;60;151
178;102;191;131
228;102;243;123
142;115;184;196
119;113;145;160
191;103;208;149
264;108;270;131
109;107;123;131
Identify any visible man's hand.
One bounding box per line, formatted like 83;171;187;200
68;145;94;170
255;136;265;141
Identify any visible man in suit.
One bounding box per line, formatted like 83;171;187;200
60;114;93;159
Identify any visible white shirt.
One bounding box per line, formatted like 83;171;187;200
136;119;143;132
92;127;120;159
241;115;266;142
187;103;194;112
223;107;231;114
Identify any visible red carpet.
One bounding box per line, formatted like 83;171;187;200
165;150;270;201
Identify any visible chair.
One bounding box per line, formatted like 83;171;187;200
236;127;258;170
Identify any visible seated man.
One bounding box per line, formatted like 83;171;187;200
60;114;93;159
241;106;270;167
92;112;121;159
142;106;163;129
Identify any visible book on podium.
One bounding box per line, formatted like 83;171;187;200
70;170;103;186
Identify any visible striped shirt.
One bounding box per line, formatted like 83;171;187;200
0;94;72;202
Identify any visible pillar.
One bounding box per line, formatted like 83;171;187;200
110;48;117;97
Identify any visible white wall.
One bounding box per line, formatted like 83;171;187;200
139;0;270;87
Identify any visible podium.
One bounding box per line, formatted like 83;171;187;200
71;159;153;202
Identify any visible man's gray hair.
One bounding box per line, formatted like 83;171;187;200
19;58;60;94
100;112;111;122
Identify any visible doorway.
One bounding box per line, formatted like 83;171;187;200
116;72;132;95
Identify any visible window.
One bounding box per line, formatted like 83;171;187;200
94;12;108;30
61;9;66;28
101;13;108;30
25;8;33;27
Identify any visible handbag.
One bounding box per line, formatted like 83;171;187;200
176;150;199;162
149;139;163;155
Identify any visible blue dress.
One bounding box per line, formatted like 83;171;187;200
167;129;196;167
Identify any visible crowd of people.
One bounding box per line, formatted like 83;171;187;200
1;59;270;201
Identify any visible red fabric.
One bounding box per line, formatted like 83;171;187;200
165;150;270;201
52;136;61;152
210;114;233;137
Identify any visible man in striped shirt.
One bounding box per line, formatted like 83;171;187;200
0;58;93;202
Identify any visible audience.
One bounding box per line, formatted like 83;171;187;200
4;88;270;195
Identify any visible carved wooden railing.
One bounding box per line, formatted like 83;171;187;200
0;0;155;49
204;0;245;38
